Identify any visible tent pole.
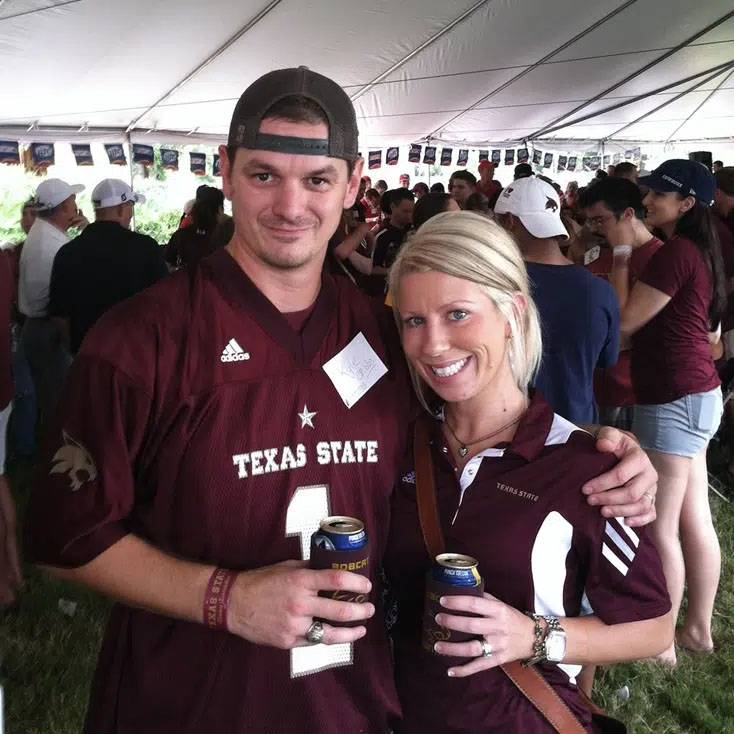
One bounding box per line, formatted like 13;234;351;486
425;0;638;141
601;62;734;141
526;9;734;140
665;68;734;143
532;60;734;140
125;0;284;133
126;132;136;232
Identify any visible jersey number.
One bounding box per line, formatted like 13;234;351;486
285;485;354;678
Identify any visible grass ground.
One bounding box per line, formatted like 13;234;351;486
2;458;733;733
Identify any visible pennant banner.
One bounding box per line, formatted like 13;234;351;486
624;149;634;160
491;149;501;165
478;149;489;162
631;146;641;162
532;150;542;165
567;156;577;172
504;149;515;166
190;152;206;175
457;149;468;166
517;148;529;163
368;150;382;170
408;144;422;163
543;152;553;169
161;148;179;171
423;146;436;164
0;140;20;165
213;154;221;177
132;144;154;166
71;144;94;166
386;146;399;166
613;153;621;164
582;156;591;171
105;143;127;166
603;155;610;167
440;148;453;166
557;155;567;171
589;155;601;171
31;142;55;167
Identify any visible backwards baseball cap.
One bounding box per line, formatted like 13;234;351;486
494;176;567;239
92;179;146;209
227;66;358;162
642;159;715;205
34;178;84;210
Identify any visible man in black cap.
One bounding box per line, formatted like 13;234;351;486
28;67;659;734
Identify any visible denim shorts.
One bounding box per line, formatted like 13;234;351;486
0;403;11;474
632;388;723;458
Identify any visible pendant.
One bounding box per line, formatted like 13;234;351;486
459;446;469;457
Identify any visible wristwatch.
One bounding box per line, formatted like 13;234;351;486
544;622;567;663
524;614;567;666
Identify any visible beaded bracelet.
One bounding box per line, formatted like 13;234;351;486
522;612;556;667
203;568;237;631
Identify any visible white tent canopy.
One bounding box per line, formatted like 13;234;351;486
1;0;733;150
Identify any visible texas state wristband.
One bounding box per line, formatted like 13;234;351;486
203;568;237;631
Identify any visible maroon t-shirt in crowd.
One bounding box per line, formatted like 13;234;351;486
0;250;14;409
27;248;415;734
586;237;663;407
386;394;670;733
632;235;720;404
714;213;734;331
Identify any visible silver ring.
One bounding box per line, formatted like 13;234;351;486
479;638;493;659
305;620;325;645
643;491;655;506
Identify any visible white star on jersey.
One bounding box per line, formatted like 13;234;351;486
298;405;317;429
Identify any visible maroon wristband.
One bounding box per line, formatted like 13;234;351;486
203;568;237;631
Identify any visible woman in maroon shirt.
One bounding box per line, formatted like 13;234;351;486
610;159;726;665
385;212;672;732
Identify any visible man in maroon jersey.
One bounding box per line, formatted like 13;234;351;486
28;67;658;734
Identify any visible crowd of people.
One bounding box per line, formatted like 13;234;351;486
0;64;732;732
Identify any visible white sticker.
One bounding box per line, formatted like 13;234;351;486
322;332;388;408
584;245;601;265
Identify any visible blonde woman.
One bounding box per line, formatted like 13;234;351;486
385;212;672;733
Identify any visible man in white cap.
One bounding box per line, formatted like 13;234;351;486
49;179;166;354
495;175;621;425
19;178;87;421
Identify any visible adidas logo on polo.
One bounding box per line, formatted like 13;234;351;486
221;339;250;363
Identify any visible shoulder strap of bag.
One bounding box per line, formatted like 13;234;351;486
412;417;586;734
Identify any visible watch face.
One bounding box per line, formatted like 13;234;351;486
546;630;567;662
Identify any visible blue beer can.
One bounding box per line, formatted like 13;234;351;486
432;553;482;587
312;516;367;552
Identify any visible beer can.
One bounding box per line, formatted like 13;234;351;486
311;516;367;552
310;516;370;626
432;553;482;588
423;553;484;653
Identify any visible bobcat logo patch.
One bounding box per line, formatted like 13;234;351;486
50;431;98;491
545;197;559;212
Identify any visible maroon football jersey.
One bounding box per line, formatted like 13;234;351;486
27;249;415;733
387;393;670;733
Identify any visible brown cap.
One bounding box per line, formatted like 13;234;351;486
227;66;358;162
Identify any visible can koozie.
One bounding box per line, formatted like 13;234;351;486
310;538;371;627
422;573;484;653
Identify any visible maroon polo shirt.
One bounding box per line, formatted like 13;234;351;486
27;248;415;734
586;237;663;407
386;393;670;733
632;235;720;404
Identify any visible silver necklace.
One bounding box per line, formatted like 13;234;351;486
443;414;523;458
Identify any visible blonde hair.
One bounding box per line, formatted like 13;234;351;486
388;211;542;410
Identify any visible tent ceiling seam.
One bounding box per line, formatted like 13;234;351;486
124;0;285;133
425;0;639;141
348;0;490;103
0;0;81;23
665;67;734;142
526;8;734;140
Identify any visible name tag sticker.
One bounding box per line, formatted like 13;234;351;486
323;332;388;408
584;245;601;265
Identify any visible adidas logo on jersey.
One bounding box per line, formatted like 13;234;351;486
221;339;250;363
